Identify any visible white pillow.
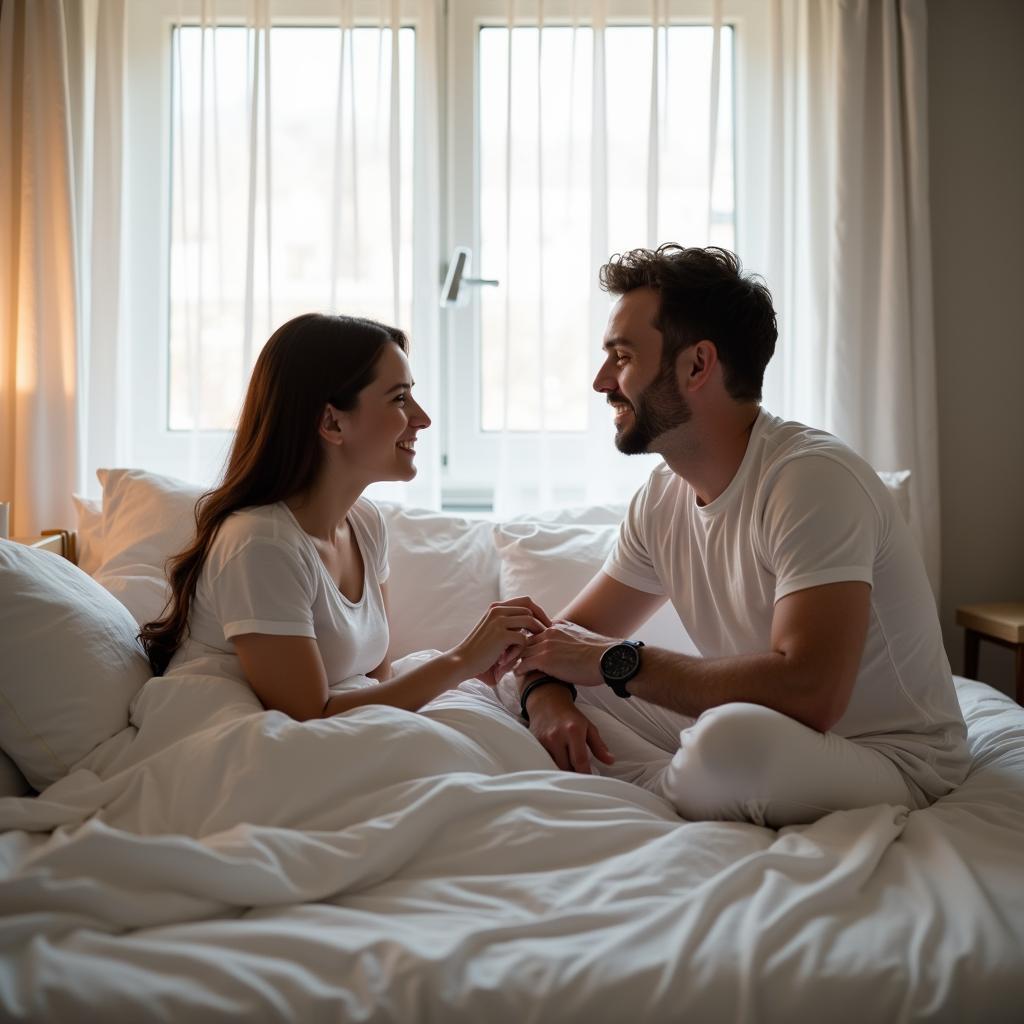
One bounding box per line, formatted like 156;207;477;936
0;749;32;798
95;468;203;577
71;494;104;575
92;468;204;624
379;504;500;660
492;522;697;655
876;468;911;523
0;540;153;790
509;503;627;527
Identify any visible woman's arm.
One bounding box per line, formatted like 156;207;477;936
234;596;549;721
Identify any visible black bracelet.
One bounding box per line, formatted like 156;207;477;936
520;676;578;724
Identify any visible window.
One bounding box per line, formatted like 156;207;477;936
123;0;765;501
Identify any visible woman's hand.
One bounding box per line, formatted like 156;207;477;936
453;597;551;686
514;620;615;686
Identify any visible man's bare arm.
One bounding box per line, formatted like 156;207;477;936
513;571;666;693
518;581;872;733
557;570;668;636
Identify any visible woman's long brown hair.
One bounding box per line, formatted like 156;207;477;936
140;313;407;675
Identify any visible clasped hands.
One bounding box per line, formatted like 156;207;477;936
457;599;617;774
491;612;617;688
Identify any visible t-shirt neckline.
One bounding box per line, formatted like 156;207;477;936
278;501;370;608
694;407;768;518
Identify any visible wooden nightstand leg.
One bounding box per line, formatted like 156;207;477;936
963;629;980;680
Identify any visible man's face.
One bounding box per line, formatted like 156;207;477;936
593;288;691;455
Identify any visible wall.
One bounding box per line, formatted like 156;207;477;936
929;0;1024;697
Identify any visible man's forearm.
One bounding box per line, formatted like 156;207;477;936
626;647;838;732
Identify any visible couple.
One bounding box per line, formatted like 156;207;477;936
141;244;969;828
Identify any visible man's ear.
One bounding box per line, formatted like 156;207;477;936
319;404;345;446
678;340;718;392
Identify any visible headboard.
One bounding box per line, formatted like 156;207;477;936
24;530;78;565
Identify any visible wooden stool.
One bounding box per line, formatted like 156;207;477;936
956;602;1024;705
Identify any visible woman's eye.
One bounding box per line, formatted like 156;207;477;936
394;393;408;404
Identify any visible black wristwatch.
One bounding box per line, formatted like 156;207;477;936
599;640;644;698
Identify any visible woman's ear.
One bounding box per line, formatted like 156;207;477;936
319;404;345;446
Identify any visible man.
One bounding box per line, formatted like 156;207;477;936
513;244;968;827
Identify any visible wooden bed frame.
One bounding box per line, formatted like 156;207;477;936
18;530;78;565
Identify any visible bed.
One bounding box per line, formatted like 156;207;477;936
1;468;1022;1022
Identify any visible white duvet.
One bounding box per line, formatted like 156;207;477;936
1;669;1023;1023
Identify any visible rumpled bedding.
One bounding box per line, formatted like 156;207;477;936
1;670;1022;1023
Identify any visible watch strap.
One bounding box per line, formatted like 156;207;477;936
520;676;578;724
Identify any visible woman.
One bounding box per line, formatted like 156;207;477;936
140;313;548;719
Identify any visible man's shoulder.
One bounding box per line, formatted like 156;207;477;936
759;413;850;460
756;415;873;485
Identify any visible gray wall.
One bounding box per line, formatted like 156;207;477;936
929;0;1024;696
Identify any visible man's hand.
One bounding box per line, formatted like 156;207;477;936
525;683;615;773
515;621;617;687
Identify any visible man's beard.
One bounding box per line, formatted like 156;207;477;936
613;364;692;455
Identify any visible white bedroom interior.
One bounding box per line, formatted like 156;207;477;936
1;1;1023;1020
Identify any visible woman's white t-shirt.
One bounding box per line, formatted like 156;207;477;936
166;498;390;687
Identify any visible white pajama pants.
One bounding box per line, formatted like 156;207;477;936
575;685;922;828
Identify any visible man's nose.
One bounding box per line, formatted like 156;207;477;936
593;360;616;394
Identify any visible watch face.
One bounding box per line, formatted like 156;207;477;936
602;643;640;681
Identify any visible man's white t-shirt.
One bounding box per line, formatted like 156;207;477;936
603;409;969;803
166;499;390;688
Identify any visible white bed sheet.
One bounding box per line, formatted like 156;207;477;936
1;672;1022;1023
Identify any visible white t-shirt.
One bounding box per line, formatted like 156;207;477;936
166;499;390;688
603;409;969;802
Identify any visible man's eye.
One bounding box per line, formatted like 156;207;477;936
615;354;629;365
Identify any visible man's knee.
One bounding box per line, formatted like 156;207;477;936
678;702;788;781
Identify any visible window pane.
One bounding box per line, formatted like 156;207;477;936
169;25;415;431
478;25;734;432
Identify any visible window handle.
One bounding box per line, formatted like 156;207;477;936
440;246;499;306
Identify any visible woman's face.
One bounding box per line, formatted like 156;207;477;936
333;343;431;483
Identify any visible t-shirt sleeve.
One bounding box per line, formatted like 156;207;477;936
207;536;318;640
602;479;666;596
759;455;879;602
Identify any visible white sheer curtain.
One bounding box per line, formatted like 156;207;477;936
147;0;442;505
485;0;941;592
752;0;941;590
487;4;732;514
4;0;940;586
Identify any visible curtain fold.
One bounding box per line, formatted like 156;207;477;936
0;0;81;537
756;0;940;591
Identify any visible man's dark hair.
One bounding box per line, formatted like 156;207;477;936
598;244;778;402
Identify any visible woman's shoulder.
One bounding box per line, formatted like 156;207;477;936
350;496;387;535
209;503;306;564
